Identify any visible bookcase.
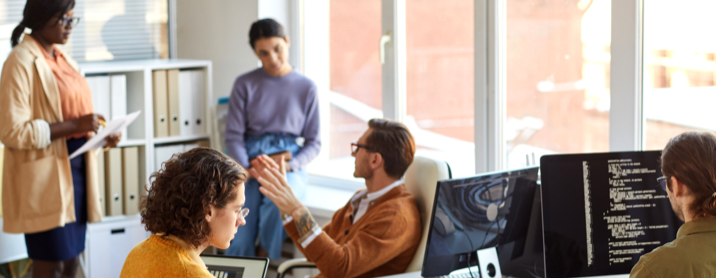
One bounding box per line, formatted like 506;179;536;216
78;59;215;278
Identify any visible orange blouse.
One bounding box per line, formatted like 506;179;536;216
34;37;94;139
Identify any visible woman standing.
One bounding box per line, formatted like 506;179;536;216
0;0;120;277
224;18;320;259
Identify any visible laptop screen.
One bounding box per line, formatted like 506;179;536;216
421;167;543;277
200;254;269;278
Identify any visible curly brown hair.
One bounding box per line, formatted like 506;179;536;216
141;147;247;248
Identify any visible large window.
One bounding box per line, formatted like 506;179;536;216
0;0;168;63
304;0;382;181
406;0;474;177
504;0;611;169
643;0;716;150
304;0;476;181
301;0;711;184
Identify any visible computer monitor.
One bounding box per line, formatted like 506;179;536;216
200;254;269;278
422;167;544;277
540;151;682;278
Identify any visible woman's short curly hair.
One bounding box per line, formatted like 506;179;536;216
141;147;247;248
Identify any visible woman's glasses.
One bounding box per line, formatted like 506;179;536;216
238;208;250;219
58;16;80;28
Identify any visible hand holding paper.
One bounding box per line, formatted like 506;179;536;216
69;110;141;159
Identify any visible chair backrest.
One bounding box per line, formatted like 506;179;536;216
403;155;451;273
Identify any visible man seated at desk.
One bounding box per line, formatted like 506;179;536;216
251;118;421;278
630;131;716;278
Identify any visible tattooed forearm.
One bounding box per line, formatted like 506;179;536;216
295;207;320;241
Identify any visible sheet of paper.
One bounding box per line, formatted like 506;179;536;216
69;110;141;159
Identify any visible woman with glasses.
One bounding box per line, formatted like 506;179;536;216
121;148;249;277
0;0;120;277
224;18;321;259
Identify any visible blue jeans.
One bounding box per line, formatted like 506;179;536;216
225;133;307;259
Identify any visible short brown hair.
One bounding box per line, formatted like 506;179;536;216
366;118;416;179
662;132;716;219
141;147;248;248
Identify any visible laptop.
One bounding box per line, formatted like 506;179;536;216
200;254;269;278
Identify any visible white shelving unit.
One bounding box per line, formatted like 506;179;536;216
78;59;214;278
80;59;214;188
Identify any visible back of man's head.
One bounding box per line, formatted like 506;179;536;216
366;118;416;179
662;131;716;219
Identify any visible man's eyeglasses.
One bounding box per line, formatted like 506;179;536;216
57;16;80;28
351;142;374;155
657;176;668;192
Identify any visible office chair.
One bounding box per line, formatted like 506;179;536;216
277;155;452;278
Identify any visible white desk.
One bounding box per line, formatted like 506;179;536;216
378;271;422;278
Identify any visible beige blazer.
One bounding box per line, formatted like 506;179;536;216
0;35;102;234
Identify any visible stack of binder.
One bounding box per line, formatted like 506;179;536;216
98;147;141;217
153;69;205;138
86;75;128;139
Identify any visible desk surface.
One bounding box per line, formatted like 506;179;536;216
377;271;421;278
376;271;632;278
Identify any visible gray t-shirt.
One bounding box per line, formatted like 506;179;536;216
225;68;320;170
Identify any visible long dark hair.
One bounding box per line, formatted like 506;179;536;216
11;0;75;47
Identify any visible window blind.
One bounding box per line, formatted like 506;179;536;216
0;0;168;62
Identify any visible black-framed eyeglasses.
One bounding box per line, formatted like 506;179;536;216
351;142;374;154
57;16;80;28
657;176;668;192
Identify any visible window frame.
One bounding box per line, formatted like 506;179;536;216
298;0;648;188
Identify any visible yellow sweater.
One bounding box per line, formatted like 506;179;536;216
120;235;213;278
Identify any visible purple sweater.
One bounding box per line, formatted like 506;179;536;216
225;68;321;170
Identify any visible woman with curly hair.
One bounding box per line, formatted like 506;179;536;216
120;148;249;277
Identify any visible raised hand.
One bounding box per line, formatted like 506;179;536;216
251;155;301;215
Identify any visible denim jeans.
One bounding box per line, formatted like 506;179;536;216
225;133;307;259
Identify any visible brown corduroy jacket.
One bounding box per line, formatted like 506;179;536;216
285;184;422;278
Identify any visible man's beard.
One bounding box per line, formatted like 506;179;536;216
353;156;373;180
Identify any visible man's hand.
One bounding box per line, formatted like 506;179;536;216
251;151;293;174
252;155;303;215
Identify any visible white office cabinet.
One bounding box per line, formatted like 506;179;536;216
86;216;146;278
78;59;214;278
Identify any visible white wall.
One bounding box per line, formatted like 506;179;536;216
175;0;259;104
